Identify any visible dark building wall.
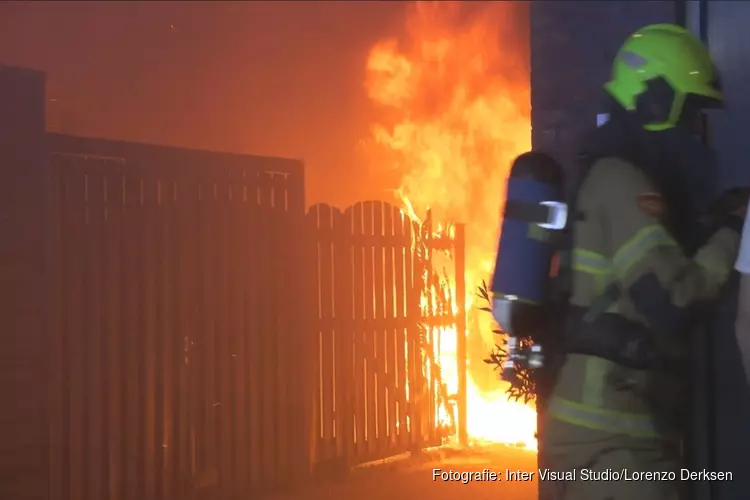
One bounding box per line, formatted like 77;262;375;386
530;1;676;174
704;1;750;190
692;3;750;500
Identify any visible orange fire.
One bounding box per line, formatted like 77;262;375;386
364;1;536;448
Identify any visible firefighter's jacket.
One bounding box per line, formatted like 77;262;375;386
548;156;741;438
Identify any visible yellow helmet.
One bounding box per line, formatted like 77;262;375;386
604;24;721;130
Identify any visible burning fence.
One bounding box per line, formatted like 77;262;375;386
362;0;536;448
309;201;469;466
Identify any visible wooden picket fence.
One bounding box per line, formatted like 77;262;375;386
307;202;467;469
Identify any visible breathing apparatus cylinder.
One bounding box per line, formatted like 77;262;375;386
491;152;566;381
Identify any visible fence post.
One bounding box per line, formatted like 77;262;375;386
453;224;468;447
285;165;312;484
0;65;50;500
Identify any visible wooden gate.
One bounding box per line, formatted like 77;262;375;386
307;201;466;468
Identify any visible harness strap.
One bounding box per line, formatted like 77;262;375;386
582;283;621;323
504;199;553;224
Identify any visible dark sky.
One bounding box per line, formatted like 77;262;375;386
0;1;410;206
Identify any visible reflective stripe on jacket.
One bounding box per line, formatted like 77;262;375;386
548;354;663;438
548;395;659;438
570;156;739;326
553;157;740;437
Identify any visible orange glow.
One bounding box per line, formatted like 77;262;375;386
364;1;535;448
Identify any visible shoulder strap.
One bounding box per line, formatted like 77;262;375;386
548;160;598;301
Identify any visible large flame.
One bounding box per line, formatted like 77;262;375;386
364;1;536;448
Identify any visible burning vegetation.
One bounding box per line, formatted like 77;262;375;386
364;1;536;448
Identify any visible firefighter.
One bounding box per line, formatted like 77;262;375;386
542;24;744;500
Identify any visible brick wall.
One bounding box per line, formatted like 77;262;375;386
530;1;677;173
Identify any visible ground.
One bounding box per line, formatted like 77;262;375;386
270;444;539;500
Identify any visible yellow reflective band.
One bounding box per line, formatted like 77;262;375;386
573;249;615;294
572;248;613;274
548;396;660;438
613;225;676;278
